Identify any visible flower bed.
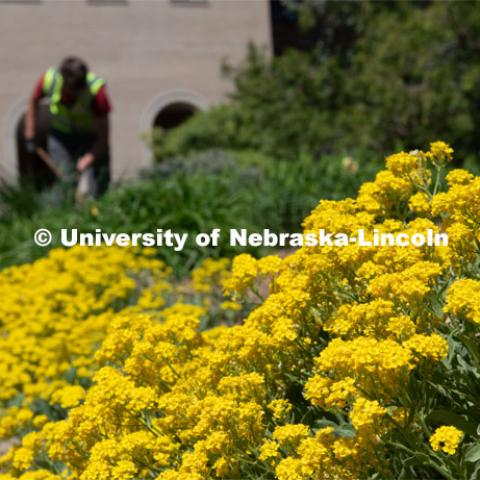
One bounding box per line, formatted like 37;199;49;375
1;142;479;479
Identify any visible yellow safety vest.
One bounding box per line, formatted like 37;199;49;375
42;67;105;134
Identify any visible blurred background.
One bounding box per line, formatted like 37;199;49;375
0;0;479;273
0;0;271;182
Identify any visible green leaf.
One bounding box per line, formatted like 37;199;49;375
64;367;77;384
333;424;356;438
427;410;478;436
464;443;480;463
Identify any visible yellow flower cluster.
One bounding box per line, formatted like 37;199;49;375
0;250;235;478
444;279;480;324
192;257;231;294
0;246;169;411
429;426;463;455
0;141;479;479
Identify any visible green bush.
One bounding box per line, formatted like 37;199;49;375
148;1;480;165
0;150;375;274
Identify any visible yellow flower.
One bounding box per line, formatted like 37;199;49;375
268;399;292;421
273;424;310;447
445;279;480;324
386;151;420;177
427;141;454;165
51;385;85;409
404;334;448;361
213;456;229;477
220;300;241;312
445;169;474;187
275;457;303;480
429;426;463;455
350;397;387;431
409;192;430;214
192;257;230;294
258;440;279;461
222;253;258;295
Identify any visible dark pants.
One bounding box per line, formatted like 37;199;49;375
47;130;110;201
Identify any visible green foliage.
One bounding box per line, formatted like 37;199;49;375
0;150;374;275
149;1;480;165
342;2;480;162
383;305;480;480
144;105;252;160
0;179;39;219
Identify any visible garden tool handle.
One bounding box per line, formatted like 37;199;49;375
35;147;63;180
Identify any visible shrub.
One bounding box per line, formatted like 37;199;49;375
0;150;374;273
149;1;480;164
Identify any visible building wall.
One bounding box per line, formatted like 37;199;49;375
0;0;271;182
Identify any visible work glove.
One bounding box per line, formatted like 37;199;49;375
25;139;36;154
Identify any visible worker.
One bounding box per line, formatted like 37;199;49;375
24;56;111;202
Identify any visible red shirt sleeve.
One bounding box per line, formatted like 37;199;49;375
32;73;45;101
91;85;112;117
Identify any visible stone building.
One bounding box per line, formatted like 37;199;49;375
0;0;271;183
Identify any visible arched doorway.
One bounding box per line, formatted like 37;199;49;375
153;101;197;131
140;90;209;164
